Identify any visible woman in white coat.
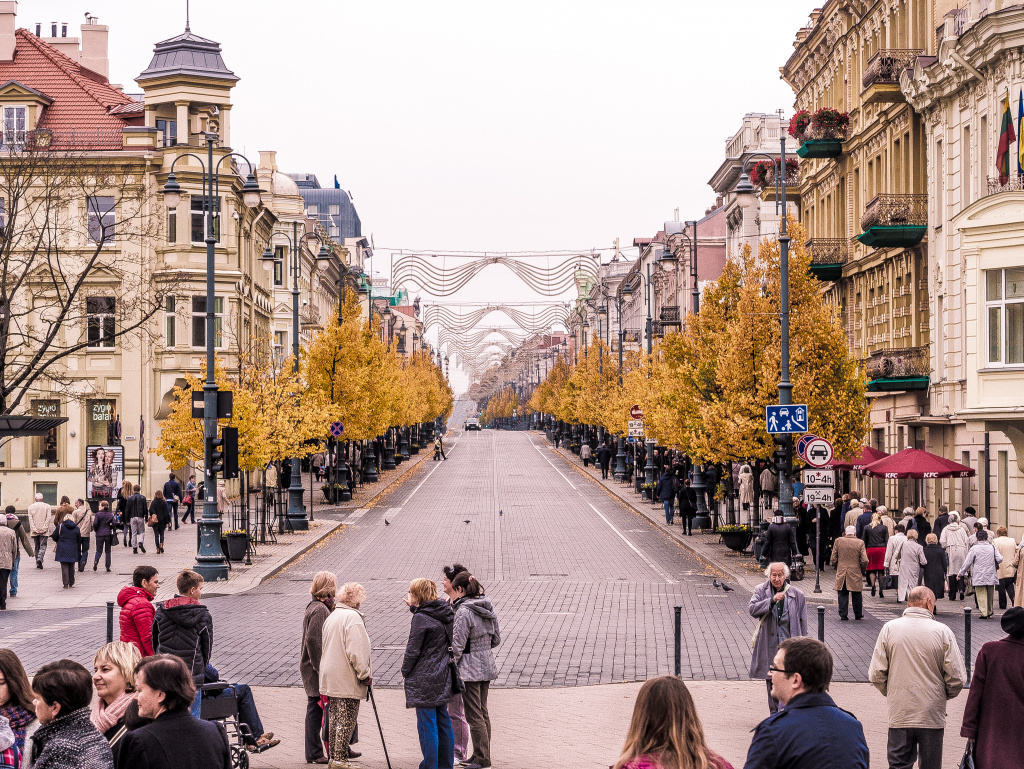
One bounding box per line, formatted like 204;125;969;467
895;529;928;603
940;511;971;601
738;465;755;521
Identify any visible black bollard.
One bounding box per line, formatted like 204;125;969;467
964;606;972;685
817;605;825;643
674;606;682;677
106;600;115;643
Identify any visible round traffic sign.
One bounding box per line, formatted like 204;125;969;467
797;434;819;460
629;404;643;420
329;421;345;437
804;437;834;468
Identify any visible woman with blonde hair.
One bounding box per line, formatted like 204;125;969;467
614;676;733;769
300;571;336;765
91;641;142;758
320;582;371;767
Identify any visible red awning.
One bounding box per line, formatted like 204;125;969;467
859;448;976;479
829;445;889;471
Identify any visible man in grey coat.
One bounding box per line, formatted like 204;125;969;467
749;562;808;714
27;492;52;567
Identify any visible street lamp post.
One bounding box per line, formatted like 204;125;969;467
664;221;697;315
161;133;264;581
734;134;795;525
613;286;629;480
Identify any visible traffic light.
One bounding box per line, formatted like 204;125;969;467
206;426;239;479
773;435;790;475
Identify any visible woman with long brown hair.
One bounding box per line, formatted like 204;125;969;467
613;676;733;769
0;648;36;759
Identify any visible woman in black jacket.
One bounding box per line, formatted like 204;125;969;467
402;578;456;769
93;501;116;572
149;491;171;555
116;655;230;769
861;512;890;597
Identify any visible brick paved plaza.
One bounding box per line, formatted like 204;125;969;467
2;410;1005;767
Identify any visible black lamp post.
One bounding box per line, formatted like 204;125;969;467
161;133;264;580
613;285;630;481
734;136;796;525
664;221;698;316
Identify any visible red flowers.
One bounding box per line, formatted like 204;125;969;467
788;107;850;143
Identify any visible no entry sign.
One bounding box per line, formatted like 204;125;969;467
629;404;643;420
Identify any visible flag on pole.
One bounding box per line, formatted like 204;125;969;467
998;92;1016;185
1017;89;1024;174
334;174;340;189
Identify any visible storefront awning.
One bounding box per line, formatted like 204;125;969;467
0;414;69;437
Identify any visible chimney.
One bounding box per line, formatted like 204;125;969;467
80;16;108;79
258;150;278;172
0;2;16;61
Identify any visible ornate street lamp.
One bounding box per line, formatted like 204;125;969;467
161;135;263;580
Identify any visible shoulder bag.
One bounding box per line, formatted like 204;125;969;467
884;542;904;591
958;740;975;769
443;621;466;696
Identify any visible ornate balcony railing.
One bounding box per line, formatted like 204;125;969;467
987;175;1024;195
650;321;664;337
861;194;927;230
660;306;681;324
862;49;921;89
865;346;929;391
806;238;848;265
623;330;641;343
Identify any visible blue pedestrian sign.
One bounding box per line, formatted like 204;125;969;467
766;404;808;434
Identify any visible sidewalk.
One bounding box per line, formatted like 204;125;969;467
247;680;970;769
9;447;436;610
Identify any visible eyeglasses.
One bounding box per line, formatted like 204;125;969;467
768;665;790;675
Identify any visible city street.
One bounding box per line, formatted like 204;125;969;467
7;417;1003;686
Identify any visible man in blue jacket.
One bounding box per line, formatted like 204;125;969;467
744;636;869;769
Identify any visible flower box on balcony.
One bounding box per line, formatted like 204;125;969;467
806;238;847;281
857;194;927;248
796;139;844;159
865;346;930;392
790;108;848;158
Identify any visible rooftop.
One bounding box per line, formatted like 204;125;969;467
137;26;238;84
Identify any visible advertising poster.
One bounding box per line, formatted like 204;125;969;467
86;445;124;501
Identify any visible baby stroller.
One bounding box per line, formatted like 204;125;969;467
200;681;268;769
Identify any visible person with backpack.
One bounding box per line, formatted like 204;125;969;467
151;569;213;718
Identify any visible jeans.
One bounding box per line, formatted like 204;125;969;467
663;500;674;524
190;688;203;719
182;501;196;524
94;535;113;569
60;561;76;587
223;683;263;738
998;576;1016;609
416;704;454;769
130;517;146;548
837;588;863;619
887;727;944;769
9;555;18;596
305;695;325;762
168;501;179;528
462;680;492;767
0;568;9;609
33;535;47;566
78;538;90;571
153;523;166;549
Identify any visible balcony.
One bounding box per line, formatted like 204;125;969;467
862;49;921;104
806;239;847;281
660;306;681;325
865;346;929;391
857;194;927;248
987;174;1024;195
623;330;641;344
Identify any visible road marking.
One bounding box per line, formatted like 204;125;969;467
530;441;576;489
586;501;676;584
492;430;504;581
0;615;101;645
347;508;370;521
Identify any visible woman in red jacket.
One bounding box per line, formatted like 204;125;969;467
117;565;160;656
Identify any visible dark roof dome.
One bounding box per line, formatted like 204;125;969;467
137;26;238;84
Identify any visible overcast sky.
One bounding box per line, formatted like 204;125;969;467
36;0;815;392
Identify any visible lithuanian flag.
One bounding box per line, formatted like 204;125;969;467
998;92;1016;185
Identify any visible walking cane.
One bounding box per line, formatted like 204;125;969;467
368;684;393;769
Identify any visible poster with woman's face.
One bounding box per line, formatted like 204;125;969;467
86;445;123;500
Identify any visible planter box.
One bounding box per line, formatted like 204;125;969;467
796;139;844;159
225;533;248;561
721;531;753;552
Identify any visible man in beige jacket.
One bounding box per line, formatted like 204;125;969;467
868;586;966;769
27;492;53;568
320;582;372;767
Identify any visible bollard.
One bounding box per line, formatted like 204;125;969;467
106;600;115;643
964;606;972;685
674;606;682;677
817;605;825;643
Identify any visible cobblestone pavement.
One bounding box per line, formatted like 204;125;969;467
4;425;1005;688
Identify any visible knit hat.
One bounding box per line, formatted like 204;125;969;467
1001;606;1024;639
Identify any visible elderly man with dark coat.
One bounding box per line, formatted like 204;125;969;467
748;562;808;714
961;607;1024;769
831;526;868;621
762;516;797;566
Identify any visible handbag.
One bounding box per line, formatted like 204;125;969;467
443;622;466;695
883;571;899;591
958;740;975;769
183;494;193;505
147;513;158;527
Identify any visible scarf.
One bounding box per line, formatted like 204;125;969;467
320;596;336;611
0;705;33;753
90;692;133;735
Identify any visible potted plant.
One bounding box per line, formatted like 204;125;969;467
223;529;249;561
792;107;850;159
718;524;753;552
640;482;657;501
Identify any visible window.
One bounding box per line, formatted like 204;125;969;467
191;196;221;243
31;399;59;467
273;330;287;368
963;126;972;207
329;204;340;215
167;208;176;243
306;204;318;215
86;399;117;445
2;106;25;147
155;118;177;147
191;296;224;348
87;196;116;243
34;482;57;506
86;296;115;348
329;226;340;238
986;267;1024;364
273;245;285;286
164;296;176;347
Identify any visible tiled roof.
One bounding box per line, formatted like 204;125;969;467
0;30;137;150
137;27;238;84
